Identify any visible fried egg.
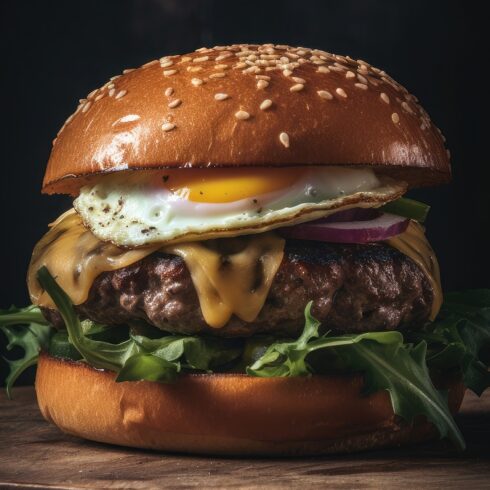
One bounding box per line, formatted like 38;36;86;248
74;167;407;247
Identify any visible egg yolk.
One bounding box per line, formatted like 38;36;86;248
160;167;306;203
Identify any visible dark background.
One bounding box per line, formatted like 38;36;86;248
0;0;487;385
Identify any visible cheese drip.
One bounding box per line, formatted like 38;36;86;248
27;210;285;329
28;210;161;308
162;234;284;328
386;221;442;320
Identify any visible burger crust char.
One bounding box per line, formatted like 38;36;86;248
43;240;433;336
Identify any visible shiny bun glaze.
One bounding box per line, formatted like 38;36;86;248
43;44;450;195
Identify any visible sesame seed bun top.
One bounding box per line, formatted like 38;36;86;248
42;44;451;195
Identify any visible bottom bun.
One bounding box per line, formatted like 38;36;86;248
35;353;465;456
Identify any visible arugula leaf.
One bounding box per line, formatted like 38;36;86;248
37;267;141;371
117;354;181;382
36;266;242;383
249;302;465;449
0;305;52;398
348;340;464;449
415;290;490;395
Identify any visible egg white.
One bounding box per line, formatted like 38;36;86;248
73;167;407;247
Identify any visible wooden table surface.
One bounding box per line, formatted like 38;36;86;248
0;387;489;489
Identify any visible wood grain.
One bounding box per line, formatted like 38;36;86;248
0;387;489;489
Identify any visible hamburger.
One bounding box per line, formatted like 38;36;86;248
1;44;489;456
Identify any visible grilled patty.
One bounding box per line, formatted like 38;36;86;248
43;240;433;337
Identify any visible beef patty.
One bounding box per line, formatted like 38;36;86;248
43;240;433;337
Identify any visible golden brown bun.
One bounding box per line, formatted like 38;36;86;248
35;354;464;456
43;44;450;195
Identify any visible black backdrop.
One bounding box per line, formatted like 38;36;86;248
0;0;488;385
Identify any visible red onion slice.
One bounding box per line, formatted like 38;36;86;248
321;207;381;223
279;213;409;243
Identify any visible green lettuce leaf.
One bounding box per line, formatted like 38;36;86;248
0;305;52;398
248;302;465;449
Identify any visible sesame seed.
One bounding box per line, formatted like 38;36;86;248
95;93;105;101
380;93;390;104
187;66;202;72
115;90;127;99
292;76;306;84
168;99;182;108
159;56;170;63
109;88;116;97
180;56;192;63
354;83;368;90
317;66;330;74
87;89;98;99
283;69;293;77
391;112;400;124
401;101;413;114
243;66;260;74
335;88;347;98
81;102;91;113
191;78;203;86
163;69;177;76
160;61;174;68
209;72;226;79
216;53;232;61
260;99;273;110
317;90;333;100
214;64;229;70
235;62;247;69
346;71;356;79
256;75;271;81
143;59;159;68
214;93;229;101
193;56;209;63
257;79;269;89
279;132;290;148
108;83;115;89
162;122;176;132
290;83;304;92
235;110;250;120
357;73;368;84
165;87;174;97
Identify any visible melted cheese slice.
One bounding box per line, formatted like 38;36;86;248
163;235;284;328
28;210;161;309
28;210;440;329
27;210;285;329
386;221;442;320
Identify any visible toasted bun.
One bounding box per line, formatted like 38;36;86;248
43;44;450;195
35;354;464;456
